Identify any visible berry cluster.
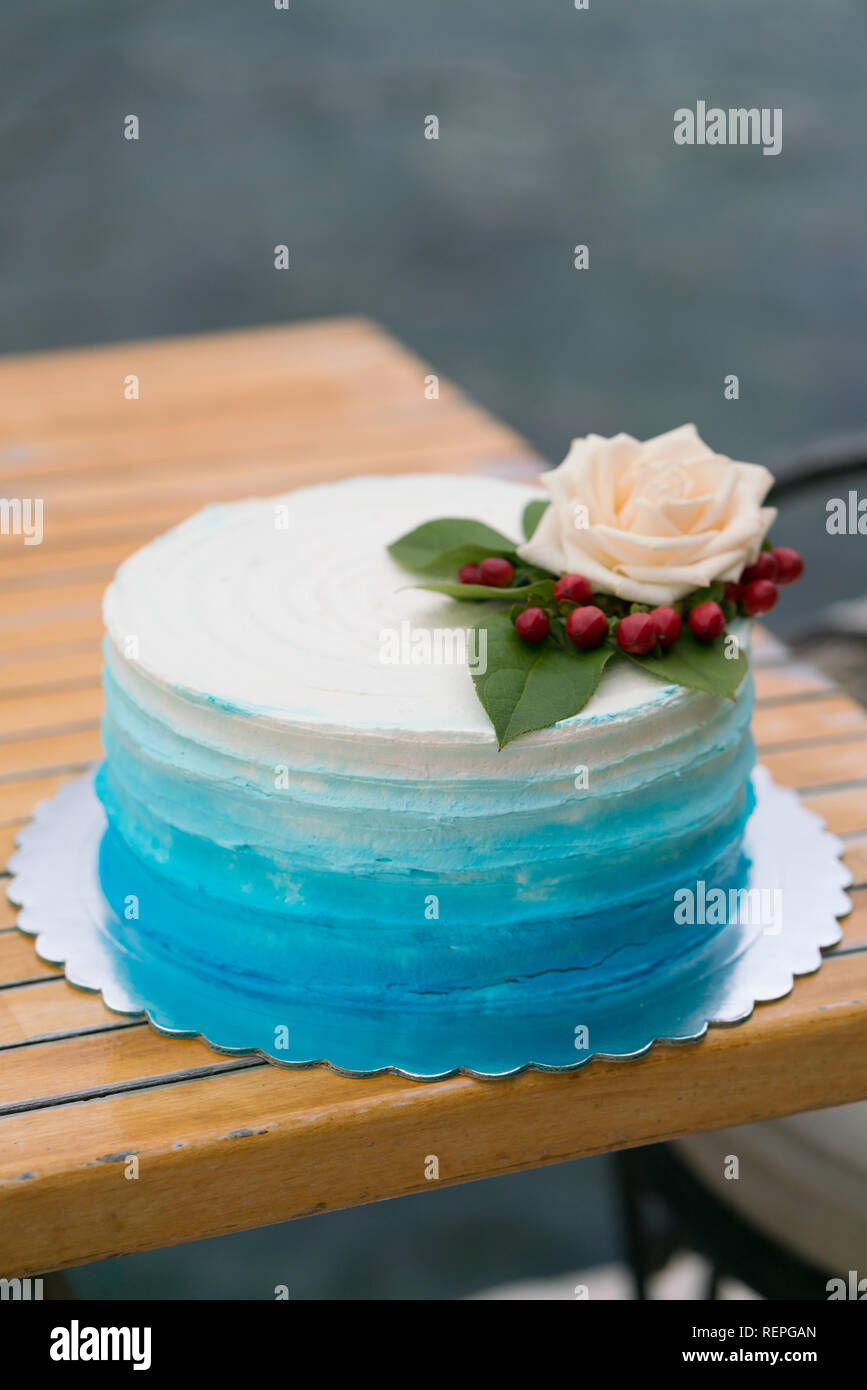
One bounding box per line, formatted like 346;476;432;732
458;558;515;588
724;545;804;617
459;544;804;654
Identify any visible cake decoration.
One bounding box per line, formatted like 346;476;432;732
389;424;803;745
90;471;760;1013
6;461;848;1079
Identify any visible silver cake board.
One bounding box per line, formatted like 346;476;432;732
6;766;852;1081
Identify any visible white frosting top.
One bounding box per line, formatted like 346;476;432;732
104;473;676;736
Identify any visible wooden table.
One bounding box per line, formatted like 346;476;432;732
1;318;866;1279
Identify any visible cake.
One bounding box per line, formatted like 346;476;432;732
95;459;773;1019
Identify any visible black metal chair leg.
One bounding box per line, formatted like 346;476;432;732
613;1151;652;1299
705;1263;721;1301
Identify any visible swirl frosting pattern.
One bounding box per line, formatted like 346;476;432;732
96;474;756;1010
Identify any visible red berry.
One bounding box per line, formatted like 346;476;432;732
688;600;727;641
771;546;804;586
741;579;778;616
458;563;482;585
566;604;608;650
617;612;657;655
649;606;682;649
479;556;515;588
515;606;550;644
723;581;741;604
741;552;778;585
554;573;594;605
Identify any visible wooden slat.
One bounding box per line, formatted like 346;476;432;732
837;887;867;946
803;786;867;837
0;978;133;1048
0;319;382;428
0;825;19;866
0;934;62;986
10;430;526;506
843;836;867;888
0;615;104;657
0;688;101;741
0;898;22;929
0;1017;239;1107
0;319;470;437
0;728;101;782
0;319;521;457
761;739;867;792
0;648;101;697
1;398;517;489
2;951;866;1277
0;773;81;826
16;446;526;528
752;694;867;749
0;540;133;586
0;581;105;621
752;663;834;702
1;501;218;550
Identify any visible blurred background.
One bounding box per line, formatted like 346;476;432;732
3;0;866;1298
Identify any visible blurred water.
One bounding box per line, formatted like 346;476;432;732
2;0;865;470
3;0;865;1299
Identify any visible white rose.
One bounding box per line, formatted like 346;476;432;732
517;423;777;606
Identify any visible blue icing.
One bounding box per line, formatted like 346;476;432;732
95;647;758;1011
97;812;751;1012
96;747;753;922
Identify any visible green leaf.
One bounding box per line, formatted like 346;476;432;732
414;579;556;603
521;498;550;540
514;564;557;585
388;518;518;574
684;581;724;611
620;629;748;699
471;611;615;747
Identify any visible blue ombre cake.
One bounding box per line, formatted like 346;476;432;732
95;474;755;1014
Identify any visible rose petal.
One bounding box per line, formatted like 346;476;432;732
517;426;776;604
639;423;713;464
592;522;722;561
617;497;686;538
